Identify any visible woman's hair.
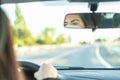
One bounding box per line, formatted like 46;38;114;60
80;13;102;28
0;8;25;80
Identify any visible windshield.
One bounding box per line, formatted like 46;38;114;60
1;1;120;68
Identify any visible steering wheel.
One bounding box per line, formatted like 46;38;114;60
18;61;40;80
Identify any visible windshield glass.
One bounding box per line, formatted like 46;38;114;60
1;1;120;68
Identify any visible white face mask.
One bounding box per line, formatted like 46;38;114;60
65;24;83;29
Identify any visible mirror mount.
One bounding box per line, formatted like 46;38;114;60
88;2;98;12
88;2;99;32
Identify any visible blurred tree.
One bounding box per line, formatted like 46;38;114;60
95;38;102;42
68;36;72;43
13;4;35;47
35;34;45;44
15;4;26;25
95;38;106;43
36;39;45;44
80;41;87;45
42;27;55;44
102;38;106;42
117;37;120;41
56;34;65;44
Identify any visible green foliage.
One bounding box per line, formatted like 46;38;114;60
68;36;72;43
13;4;35;47
36;27;67;45
95;38;102;42
15;4;26;25
12;4;68;46
36;39;45;44
42;27;55;44
55;34;65;44
80;41;87;45
44;36;53;44
117;37;120;41
95;38;106;43
42;27;55;36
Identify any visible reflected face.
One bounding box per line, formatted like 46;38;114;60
64;14;85;28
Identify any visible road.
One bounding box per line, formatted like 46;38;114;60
17;45;120;68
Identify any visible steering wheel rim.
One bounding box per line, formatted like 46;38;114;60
19;61;40;72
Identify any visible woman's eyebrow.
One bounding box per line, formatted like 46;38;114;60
71;19;80;23
64;21;68;24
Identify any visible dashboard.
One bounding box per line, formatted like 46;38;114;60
19;61;120;80
58;69;120;80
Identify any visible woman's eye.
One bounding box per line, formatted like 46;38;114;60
72;22;79;25
64;22;68;26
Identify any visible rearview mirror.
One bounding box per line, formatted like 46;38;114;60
64;13;120;29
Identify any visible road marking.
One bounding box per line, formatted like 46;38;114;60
45;48;79;63
96;45;113;68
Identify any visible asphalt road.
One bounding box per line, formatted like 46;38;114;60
17;45;120;68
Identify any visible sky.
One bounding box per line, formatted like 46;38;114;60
1;2;120;43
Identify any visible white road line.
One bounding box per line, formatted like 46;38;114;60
96;45;113;68
45;48;79;63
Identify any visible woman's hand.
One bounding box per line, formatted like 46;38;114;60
34;63;58;80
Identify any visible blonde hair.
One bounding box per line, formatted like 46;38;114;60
0;8;25;80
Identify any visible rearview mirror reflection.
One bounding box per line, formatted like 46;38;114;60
64;13;120;29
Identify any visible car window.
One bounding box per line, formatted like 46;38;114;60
1;1;120;68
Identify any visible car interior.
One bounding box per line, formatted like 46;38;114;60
1;0;120;80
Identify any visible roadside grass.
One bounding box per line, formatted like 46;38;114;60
108;47;120;57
